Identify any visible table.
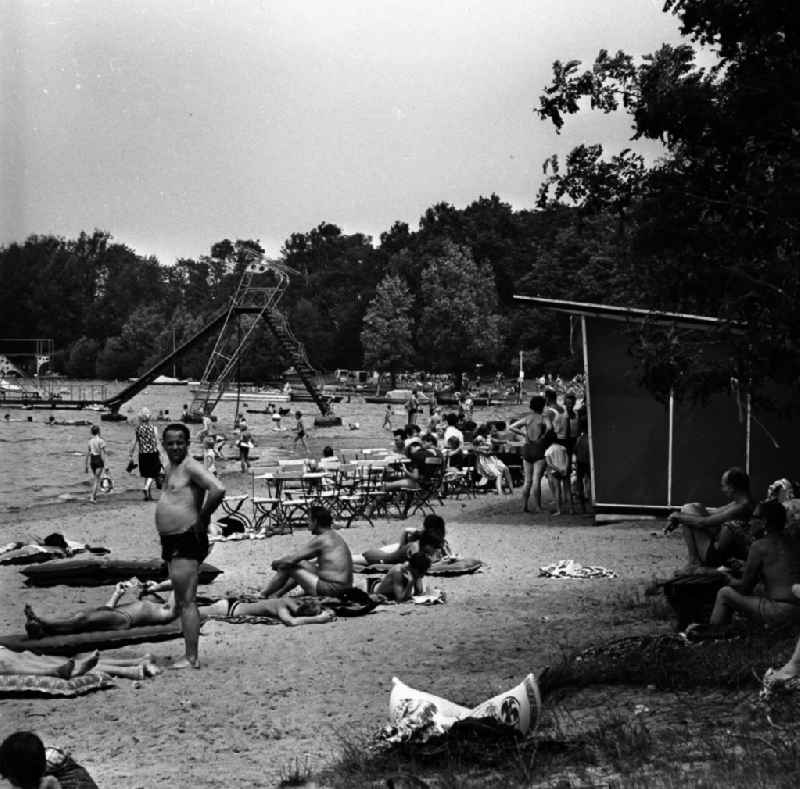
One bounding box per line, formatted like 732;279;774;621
252;470;334;533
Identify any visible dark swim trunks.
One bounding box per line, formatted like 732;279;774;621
160;528;209;563
315;578;351;597
89;455;104;472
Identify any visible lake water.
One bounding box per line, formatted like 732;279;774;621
0;382;520;514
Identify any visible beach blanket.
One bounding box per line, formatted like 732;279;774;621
0;672;113;698
384;674;541;744
21;557;222;587
359;557;483;578
0;622;184;656
538;559;618;579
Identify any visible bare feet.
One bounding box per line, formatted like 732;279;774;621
56;659;75;679
24;604;46;638
71;650;100;677
144;662;163;677
792;584;800;600
170;657;200;670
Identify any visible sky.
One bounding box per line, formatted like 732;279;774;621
1;0;691;264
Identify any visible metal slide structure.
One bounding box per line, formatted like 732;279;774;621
104;255;330;417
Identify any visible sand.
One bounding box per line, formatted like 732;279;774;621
0;480;685;788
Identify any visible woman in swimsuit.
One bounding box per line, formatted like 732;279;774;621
508;395;553;514
85;425;106;504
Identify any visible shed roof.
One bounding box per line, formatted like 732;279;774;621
512;295;726;330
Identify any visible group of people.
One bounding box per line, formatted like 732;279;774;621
30;416;453;670
664;465;800;680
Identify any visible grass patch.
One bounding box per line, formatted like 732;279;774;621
315;628;800;788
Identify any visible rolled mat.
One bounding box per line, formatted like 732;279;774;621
21;558;223;587
0;623;184;656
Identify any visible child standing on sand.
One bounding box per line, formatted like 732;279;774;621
382;404;393;430
203;436;217;476
85;425;106;503
237;426;255;472
292;411;309;454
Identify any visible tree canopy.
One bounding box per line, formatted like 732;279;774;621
535;0;800;407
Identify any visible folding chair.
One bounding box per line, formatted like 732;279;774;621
403;456;446;517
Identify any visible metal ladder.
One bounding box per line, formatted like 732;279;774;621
188;255;330;417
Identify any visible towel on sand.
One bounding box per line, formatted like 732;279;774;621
538;559;618;579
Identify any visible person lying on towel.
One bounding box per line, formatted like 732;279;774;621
24;580;336;637
259;505;353;598
24;579;176;638
353;514;448;567
699;498;800;630
665;466;756;572
373;552;431;603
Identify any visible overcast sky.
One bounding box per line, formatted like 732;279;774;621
1;0;689;264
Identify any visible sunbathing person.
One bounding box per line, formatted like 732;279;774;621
0;646;99;679
24;579;336;639
705;499;800;629
373;552;432;602
353;514;448;566
24;579;176;638
665;466;756;570
260;505;353;598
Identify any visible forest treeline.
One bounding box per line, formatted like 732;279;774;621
0;200;629;382
3;1;798;406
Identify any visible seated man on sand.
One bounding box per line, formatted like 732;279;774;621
665;466;756;571
260;505;353;598
703;499;800;630
373;552;432;603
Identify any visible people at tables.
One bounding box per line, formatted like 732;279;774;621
702;499;800;630
403;424;423;452
260;506;353;598
318;446;341;473
373;552;432;602
665;467;756;571
508;394;554;514
442;413;463;448
472;431;513;495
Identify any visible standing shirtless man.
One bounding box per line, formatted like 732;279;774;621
260;506;353;598
156;423;225;668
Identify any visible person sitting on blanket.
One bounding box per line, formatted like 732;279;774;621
353;514;448;566
259;505;354;598
665;466;756;572
373;552;432;603
700;499;800;630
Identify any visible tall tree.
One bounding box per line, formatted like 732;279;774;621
360;275;416;388
416;243;504;380
535;0;800;407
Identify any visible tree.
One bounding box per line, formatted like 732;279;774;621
65;336;100;378
535;0;800;408
416;243;504;380
360;275;416;389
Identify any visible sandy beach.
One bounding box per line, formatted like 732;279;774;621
0;484;685;788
